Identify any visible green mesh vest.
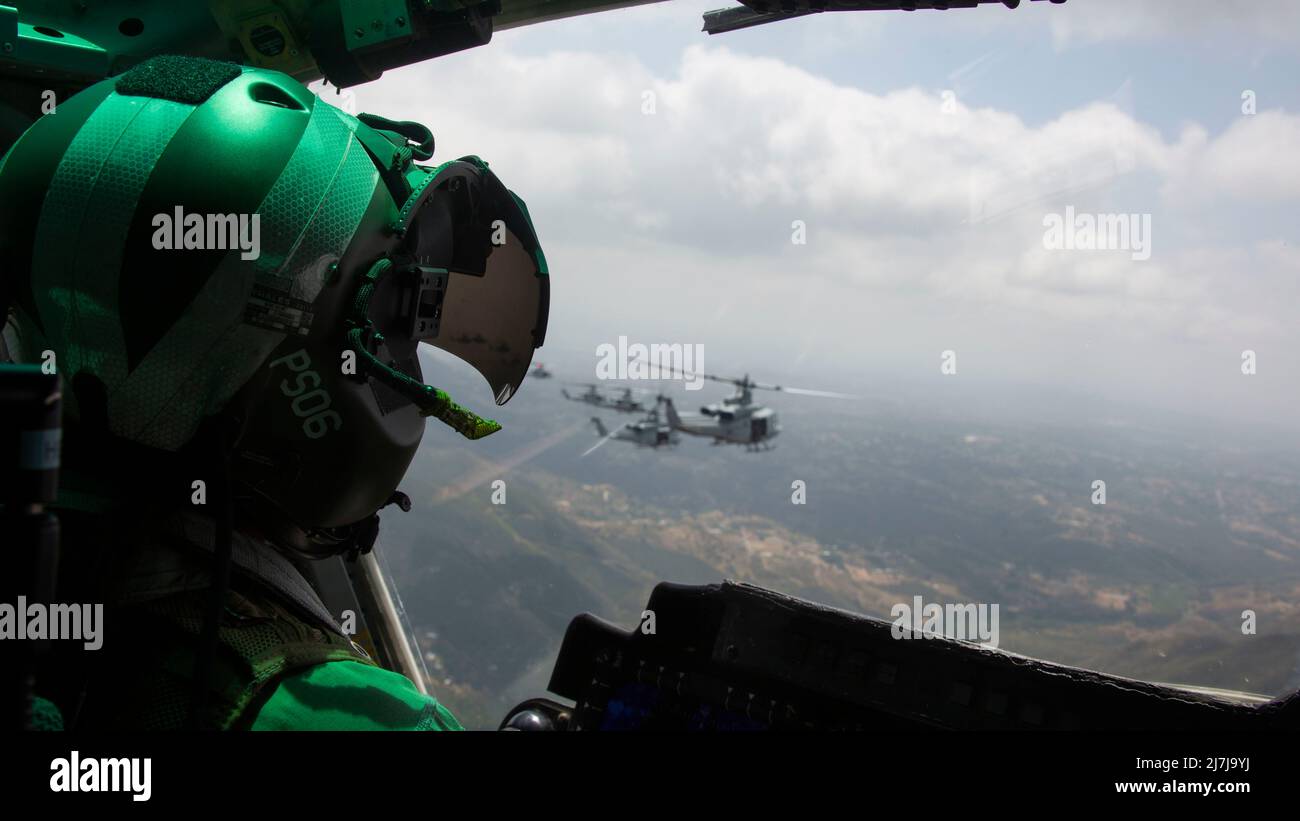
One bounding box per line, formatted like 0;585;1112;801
122;581;374;730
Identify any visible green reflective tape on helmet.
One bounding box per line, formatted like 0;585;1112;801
324;101;362;135
29;93;196;426
115;96;380;450
280;116;379;304
255;98;372;292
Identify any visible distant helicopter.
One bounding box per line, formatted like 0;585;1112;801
585;396;680;454
661;369;852;451
562;383;647;414
530;362;554;379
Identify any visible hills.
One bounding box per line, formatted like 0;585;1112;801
374;356;1300;728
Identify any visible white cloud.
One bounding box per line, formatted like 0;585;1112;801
331;36;1300;426
1165;111;1300;203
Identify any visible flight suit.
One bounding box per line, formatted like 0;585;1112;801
46;509;462;731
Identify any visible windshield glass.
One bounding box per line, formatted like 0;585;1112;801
335;0;1300;728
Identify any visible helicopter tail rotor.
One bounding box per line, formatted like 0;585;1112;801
662;396;683;429
582;420;620;457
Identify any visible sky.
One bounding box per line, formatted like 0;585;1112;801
320;0;1300;437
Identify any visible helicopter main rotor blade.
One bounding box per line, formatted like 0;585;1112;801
774;386;857;399
628;354;854;397
627;354;745;387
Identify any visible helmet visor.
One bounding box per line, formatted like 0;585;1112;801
406;162;548;405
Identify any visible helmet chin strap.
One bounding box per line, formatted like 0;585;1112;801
345;257;501;440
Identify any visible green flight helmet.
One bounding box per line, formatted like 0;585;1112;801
0;55;549;550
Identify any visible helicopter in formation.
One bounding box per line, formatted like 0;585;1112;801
663;370;851;449
530;362;554;379
571;362;851;452
586;395;680;454
562;383;648;414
